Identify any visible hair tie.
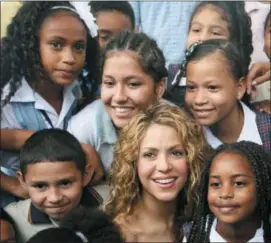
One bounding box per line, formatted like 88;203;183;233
75;231;88;243
51;2;98;38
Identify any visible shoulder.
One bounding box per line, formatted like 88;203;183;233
4;199;31;216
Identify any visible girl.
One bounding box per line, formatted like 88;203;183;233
68;31;167;176
184;39;271;151
104;102;207;242
187;141;271;242
166;1;252;107
0;1;102;206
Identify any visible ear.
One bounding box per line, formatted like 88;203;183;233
16;171;28;190
236;77;247;100
155;78;166;99
82;163;95;187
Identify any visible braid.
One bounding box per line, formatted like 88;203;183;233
1;1;99;107
101;31;168;84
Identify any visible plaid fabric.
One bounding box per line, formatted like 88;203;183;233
256;112;271;151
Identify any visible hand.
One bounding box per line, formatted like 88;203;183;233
252;100;271;114
246;62;271;97
81;143;105;185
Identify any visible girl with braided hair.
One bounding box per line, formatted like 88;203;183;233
167;1;253;107
186;141;271;243
0;1;103;206
184;39;271;151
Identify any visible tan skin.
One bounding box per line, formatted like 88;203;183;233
0;12;103;198
208;152;261;242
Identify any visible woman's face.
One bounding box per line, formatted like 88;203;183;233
186;5;230;48
101;51;165;129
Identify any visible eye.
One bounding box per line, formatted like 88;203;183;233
60;180;72;188
233;181;246;187
143;152;155;158
209;182;221;188
186;84;196;91
74;43;85;51
128;82;141;88
190;27;201;33
102;80;114;87
212;31;222;36
208;85;219;92
99;34;111;42
33;183;47;191
50;41;62;49
171;150;184;157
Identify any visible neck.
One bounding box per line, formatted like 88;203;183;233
137;195;176;228
216;216;261;242
210;103;244;143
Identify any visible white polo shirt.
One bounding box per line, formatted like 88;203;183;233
204;102;263;149
1;78;81;172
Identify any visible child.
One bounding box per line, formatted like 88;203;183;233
89;1;135;49
184;39;271;151
0;1;102;206
4;129;102;242
68;31;167;177
166;1;252;106
27;207;124;243
252;10;271;114
104;102;208;242
187;141;271;242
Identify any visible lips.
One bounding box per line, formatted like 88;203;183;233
112;106;134;118
57;70;75;79
193;108;214;118
214;204;239;213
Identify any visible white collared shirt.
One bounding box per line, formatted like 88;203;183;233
210;218;264;242
204;102;263;149
1;78;81;172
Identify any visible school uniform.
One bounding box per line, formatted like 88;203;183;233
204;102;271;151
209;218;264;242
1;78;81;207
4;187;102;242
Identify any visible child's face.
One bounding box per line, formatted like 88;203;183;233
186;5;230;48
264;16;271;59
39;12;87;86
19;161;87;221
137;124;188;203
208;152;257;224
101;51;165;129
185;52;245;127
96;11;133;49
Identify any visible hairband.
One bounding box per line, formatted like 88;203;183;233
75;231;88;243
51;1;98;38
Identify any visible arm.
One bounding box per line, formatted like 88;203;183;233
0;172;29;199
246;62;271;95
0;129;34;151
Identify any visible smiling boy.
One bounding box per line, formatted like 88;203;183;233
4;129;102;242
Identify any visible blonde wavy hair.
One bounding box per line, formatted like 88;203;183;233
104;102;208;225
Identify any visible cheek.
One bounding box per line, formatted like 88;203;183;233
175;159;189;179
137;160;155;181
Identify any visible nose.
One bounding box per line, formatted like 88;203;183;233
62;48;76;65
194;89;208;105
156;155;172;173
112;84;128;104
47;187;63;204
219;184;234;199
198;31;210;43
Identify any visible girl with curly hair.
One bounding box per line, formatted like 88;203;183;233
104;102;208;242
0;1;102;206
187;141;271;242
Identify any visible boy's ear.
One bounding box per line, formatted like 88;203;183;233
16;171;27;190
83;164;95;187
237;77;247;100
155;78;166;99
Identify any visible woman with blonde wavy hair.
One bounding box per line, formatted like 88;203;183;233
104;102;208;243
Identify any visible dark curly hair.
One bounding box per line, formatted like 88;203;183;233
1;1;99;107
187;141;271;243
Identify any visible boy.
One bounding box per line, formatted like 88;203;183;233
4;129;102;242
89;1;135;49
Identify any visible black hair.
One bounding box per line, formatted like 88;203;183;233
264;10;271;33
188;141;271;243
26;228;84;243
61;206;124;243
20;128;86;176
89;1;135;30
101;31;168;84
185;39;251;106
1;1;99;107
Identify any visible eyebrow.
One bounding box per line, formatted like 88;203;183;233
191;21;227;29
103;75;144;81
142;144;183;150
210;174;253;179
30;176;76;185
46;35;86;42
98;29;113;34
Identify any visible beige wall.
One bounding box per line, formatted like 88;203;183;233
1;2;21;38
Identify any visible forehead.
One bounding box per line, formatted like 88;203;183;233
39;12;86;39
210;152;253;176
24;161;81;180
96;10;133;31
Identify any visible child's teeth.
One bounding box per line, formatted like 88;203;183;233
154;178;176;184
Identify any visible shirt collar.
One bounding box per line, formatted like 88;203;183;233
97;100;118;145
28;187;102;224
204;102;263;149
